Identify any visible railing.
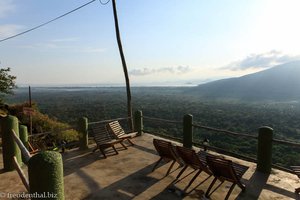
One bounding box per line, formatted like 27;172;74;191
7;109;299;175
27;125;79;152
192;123;258;139
143;115;258;159
21;110;300;174
1;116;64;198
142;113;300;174
143;116;258;163
11;129;31;191
88;117;129;125
143;116;181;124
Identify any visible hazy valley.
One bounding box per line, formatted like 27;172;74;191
5;61;300;167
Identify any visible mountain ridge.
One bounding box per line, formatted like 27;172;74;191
190;61;300;101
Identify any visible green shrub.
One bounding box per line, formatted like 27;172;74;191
7;102;79;143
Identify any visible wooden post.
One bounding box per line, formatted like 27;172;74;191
183;114;193;148
78;117;88;150
134;110;143;136
257;126;273;173
29;86;33;135
13;156;30;191
111;0;133;131
11;130;31;163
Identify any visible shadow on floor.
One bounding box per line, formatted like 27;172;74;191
131;143;158;156
0;168;6;174
63;145;127;176
82;163;160;200
236;170;298;200
76;169;102;193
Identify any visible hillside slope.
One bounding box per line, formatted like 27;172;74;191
192;61;300;101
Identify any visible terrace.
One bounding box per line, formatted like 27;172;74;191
1;113;300;199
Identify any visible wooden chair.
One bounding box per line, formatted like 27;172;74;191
291;166;300;193
107;121;137;146
89;123;126;158
28;136;45;154
205;155;249;200
28;141;39;154
175;146;212;193
152;138;182;176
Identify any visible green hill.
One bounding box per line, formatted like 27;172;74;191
191;61;300;101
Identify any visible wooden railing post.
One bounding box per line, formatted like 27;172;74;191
1;115;22;171
183;114;193;148
12;129;31;191
78;117;88;150
257;126;273;173
134;110;143;136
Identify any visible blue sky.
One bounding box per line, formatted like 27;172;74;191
1;0;300;86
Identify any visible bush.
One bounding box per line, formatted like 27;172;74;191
7;102;79;143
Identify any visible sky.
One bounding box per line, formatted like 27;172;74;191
1;0;300;86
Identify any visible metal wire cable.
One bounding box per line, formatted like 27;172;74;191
0;0;97;43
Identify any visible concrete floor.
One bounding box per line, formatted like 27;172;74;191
1;133;300;199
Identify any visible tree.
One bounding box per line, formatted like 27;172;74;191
0;67;16;101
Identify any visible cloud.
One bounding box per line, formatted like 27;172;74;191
50;37;80;43
130;65;192;76
19;42;106;53
81;47;106;53
18;37;78;49
223;50;300;71
0;0;15;18
18;43;64;49
18;37;105;53
0;24;24;38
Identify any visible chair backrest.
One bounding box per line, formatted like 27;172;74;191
107;121;126;138
176;146;208;171
89;124;113;145
206;155;239;183
153;139;177;160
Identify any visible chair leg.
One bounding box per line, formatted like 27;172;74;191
152;157;163;172
92;146;98;153
120;141;128;150
112;145;119;155
127;138;134;146
99;148;107;159
225;183;236;200
237;181;246;192
205;177;218;198
176;165;188;180
166;160;176;176
296;187;300;193
183;169;202;193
